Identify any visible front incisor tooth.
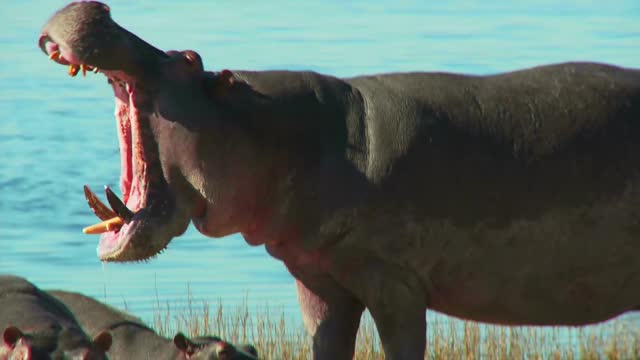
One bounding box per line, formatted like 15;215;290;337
49;51;60;60
81;64;88;77
68;64;80;77
83;216;124;234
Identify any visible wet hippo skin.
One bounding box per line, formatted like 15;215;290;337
38;2;640;359
48;290;258;360
0;275;112;360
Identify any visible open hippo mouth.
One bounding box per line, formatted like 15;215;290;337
38;1;193;262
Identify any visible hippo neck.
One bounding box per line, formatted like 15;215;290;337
234;70;369;251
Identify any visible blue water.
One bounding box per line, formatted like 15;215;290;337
1;0;639;341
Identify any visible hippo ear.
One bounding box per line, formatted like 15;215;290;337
2;326;24;348
92;331;112;352
173;332;196;353
238;344;258;357
219;70;235;87
210;69;236;98
215;341;236;359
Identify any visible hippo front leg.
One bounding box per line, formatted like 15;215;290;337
296;279;364;360
342;260;428;360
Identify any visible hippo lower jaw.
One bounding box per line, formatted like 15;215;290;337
71;65;192;262
38;1;195;262
93;78;193;262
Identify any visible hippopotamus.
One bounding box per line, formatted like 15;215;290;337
0;275;112;360
38;2;640;359
47;290;258;360
173;336;257;360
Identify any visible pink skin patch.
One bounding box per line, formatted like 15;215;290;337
244;220;333;271
296;280;329;334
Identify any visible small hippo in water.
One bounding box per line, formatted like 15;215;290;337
0;275;112;360
48;290;258;360
173;335;257;360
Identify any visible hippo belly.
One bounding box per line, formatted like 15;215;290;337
419;206;639;326
312;165;640;326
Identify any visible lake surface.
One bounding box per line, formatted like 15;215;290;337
1;0;639;341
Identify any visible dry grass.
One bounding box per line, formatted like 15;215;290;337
150;286;640;359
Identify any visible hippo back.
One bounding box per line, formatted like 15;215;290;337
48;290;183;360
47;290;149;335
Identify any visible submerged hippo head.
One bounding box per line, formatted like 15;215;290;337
173;333;258;360
1;326;112;360
39;2;269;261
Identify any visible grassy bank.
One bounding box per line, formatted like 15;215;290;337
148;288;640;359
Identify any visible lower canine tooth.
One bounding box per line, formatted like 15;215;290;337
104;186;134;223
83;216;124;234
84;185;117;221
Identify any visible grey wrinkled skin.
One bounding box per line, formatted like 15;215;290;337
48;291;258;360
0;275;112;360
39;2;640;359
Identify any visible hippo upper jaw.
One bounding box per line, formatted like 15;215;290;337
38;1;167;77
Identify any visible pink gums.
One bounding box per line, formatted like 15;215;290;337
127;87;149;210
113;83;148;212
115;95;132;204
99;83;148;254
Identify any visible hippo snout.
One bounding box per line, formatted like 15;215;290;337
39;0;168;76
